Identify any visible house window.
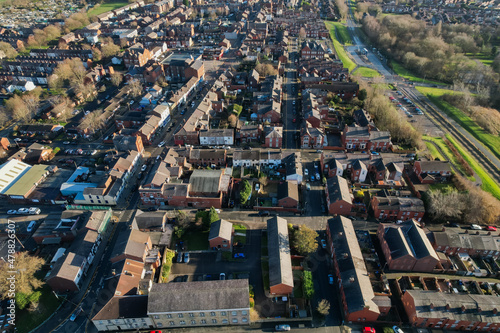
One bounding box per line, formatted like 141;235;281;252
90;200;94;203
98;200;101;204
180;320;186;325
154;315;159;319
191;320;196;325
199;313;205;317
157;322;163;327
242;310;247;315
169;321;175;326
231;311;237;316
201;319;206;324
242;318;248;323
167;314;172;319
210;312;216;316
222;319;229;324
88;195;92;199
212;319;217;324
221;311;226;316
189;313;194;317
178;314;183;318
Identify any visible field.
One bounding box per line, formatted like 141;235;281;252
445;135;500;200
416;86;500;161
391;61;446;86
353;66;380;77
466;52;494;66
88;0;128;17
422;135;475;181
324;21;356;72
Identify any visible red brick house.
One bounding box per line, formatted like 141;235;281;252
188;148;226;167
325;176;352;216
239;124;262;143
208;219;233;250
371;195;425;222
264;126;282;148
431;228;500;259
123;43;153;67
327;216;389;322
277;182;299;209
342;125;392;152
267;217;294;296
300;124;326;149
377;220;440;272
300;41;326;59
413;161;452;184
368;158;387;181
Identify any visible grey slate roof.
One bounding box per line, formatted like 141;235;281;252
208;219;232;241
134;210;167;230
432;228;500;252
267;216;294;290
328;216;382;316
326;176;352;204
92;295;149;320
147;280;250;313
189;169;221;194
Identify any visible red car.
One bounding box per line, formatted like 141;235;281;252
292;118;296;123
363;328;376;333
486;226;497;231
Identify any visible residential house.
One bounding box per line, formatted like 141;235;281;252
147;280;250;328
413;161;452;184
300;41;326;59
267;217;294;296
277;182;299;209
208;219;233;250
326;216;390;322
325;176;352;216
431;228;500;259
342;125;392;152
239;125;262;144
350;160;367;183
300;124;326;149
377;220;441;272
264;126;282;148
133;210;168;232
199;129;234;146
371;195;425;222
123;43;153;67
188;148;226;167
386;162;403;182
283;152;303;183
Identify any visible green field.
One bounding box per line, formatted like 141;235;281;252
422;135;475;181
466;52;494;66
391;61;446;86
445;134;500;200
88;0;128;17
417;86;500;161
324;21;356;72
353;66;380;77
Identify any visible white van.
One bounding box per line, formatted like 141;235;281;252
27;221;36;233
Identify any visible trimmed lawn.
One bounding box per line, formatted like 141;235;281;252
353;66;380;77
182;230;209;251
324;21;356;72
417;86;500;161
88;0;128;17
424;141;445;161
422;135;475;181
445;134;500;200
16;286;62;333
391;61;446;86
233;225;247;245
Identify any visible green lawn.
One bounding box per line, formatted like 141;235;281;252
466;52;494;66
233;224;247;245
324;21;356;72
16;286;62;333
324;21;352;45
353;66;380;77
424;141;445;161
445;134;500;200
391;61;446;86
422;135;475;181
417;86;500;161
182;230;209;251
88;0;128;17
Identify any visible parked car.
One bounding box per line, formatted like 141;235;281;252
328;274;334;285
26;221;36;233
141;165;147;172
177;252;183;263
315;172;320;180
363;327;376;333
158;141;166;147
63;141;70;145
275;325;291;331
321;239;327;249
310;175;315;181
471;224;482;230
70;307;82;321
28;207;41;215
183;253;190;263
486;226;497;231
258;211;270;217
7;210;17;215
306;184;311;190
17;208;29;214
234;253;245;258
393;326;404;333
219;273;226;280
304;169;309;176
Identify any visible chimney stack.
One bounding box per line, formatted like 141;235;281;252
445;304;450;311
478;307;482;313
429;303;434;310
461;305;466;313
493;308;498;315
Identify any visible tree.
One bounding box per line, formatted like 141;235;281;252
316;299;331;316
239;180;252;205
92;48;102;62
426;188;465;221
0;252;44;304
50;96;73;122
174;226;185;238
110;73;123;87
79;110;105;134
100;38;120;58
208;207;219;224
292;224;318;255
255;63;277;77
228;114;238;128
183;0;190;6
358;88;368;101
0;42;18;59
176;210;189;228
5;88;42;122
0;107;9;127
258;175;268;186
129;79;143;97
303;270;314;299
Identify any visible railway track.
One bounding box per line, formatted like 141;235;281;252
401;86;500;184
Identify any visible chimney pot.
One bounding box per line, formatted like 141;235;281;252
430;303;434;310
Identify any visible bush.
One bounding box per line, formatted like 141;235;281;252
161;250;176;282
303;270;314;299
239;180;252;204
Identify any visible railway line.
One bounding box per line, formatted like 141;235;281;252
401;86;500;184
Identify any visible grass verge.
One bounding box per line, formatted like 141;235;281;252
424;141;445;161
445;134;500;200
324;21;356;72
16;286;61;333
422;135;475;181
88;0;128;17
324;21;352;45
353;66;380;77
417;86;500;161
391;61;446;86
182;230;209;251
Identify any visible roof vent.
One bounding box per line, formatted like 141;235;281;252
349;276;355;283
429;303;434;311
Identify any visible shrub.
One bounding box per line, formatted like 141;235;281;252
303;271;314;299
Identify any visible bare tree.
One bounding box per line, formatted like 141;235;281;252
110;73;123;87
100;37;121;58
79;110;105;133
50;96;73;122
255;63;277;77
228;114;238;128
5;88;41;122
129;79;144;97
0;42;18;59
0;252;44;299
316;299;331;316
